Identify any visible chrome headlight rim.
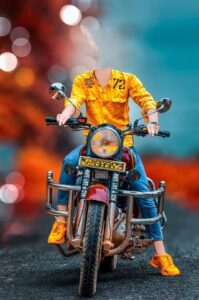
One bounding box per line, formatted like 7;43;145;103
90;126;120;158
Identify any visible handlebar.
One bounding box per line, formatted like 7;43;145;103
45;116;58;125
46;116;75;125
45;117;170;138
133;125;170;138
156;130;170;138
45;116;91;128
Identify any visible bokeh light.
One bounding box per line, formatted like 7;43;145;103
72;0;91;12
60;5;82;26
0;184;19;204
81;55;96;69
81;27;99;56
10;26;29;42
6;171;25;190
47;65;67;82
70;65;88;80
0;16;11;36
0;52;18;72
69;26;82;43
12;38;31;57
80;16;100;32
15;67;35;87
0;201;14;223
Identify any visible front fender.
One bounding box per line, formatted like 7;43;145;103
85;183;109;205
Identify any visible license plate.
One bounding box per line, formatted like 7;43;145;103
79;156;126;173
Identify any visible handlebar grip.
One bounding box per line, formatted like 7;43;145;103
45;116;58;125
45;116;78;126
157;130;170;137
134;125;170;138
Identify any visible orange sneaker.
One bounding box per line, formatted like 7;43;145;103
150;253;180;276
47;220;67;244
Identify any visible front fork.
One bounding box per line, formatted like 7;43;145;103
104;172;120;251
103;201;118;251
70;168;91;248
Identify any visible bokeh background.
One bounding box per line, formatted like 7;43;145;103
0;0;199;240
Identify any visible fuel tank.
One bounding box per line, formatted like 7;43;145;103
122;147;135;170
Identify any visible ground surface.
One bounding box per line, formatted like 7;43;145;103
0;202;199;300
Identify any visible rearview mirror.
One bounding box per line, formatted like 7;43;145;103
157;98;172;113
49;82;66;100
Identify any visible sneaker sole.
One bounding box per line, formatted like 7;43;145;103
149;261;159;269
48;238;66;244
161;270;181;276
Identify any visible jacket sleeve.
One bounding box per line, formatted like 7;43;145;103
128;74;157;121
65;75;86;110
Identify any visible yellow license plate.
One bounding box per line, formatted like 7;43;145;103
79;156;126;172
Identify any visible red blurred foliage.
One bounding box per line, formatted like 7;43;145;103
14;146;62;218
144;157;199;210
0;0;101;230
0;0;83;223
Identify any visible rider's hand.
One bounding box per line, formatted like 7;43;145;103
147;122;159;136
147;109;159;136
56;106;76;126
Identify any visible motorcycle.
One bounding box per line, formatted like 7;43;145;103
45;83;171;297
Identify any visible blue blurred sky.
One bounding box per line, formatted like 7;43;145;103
94;0;199;156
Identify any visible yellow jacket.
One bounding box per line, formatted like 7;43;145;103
65;69;157;147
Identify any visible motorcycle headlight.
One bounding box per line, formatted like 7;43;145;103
90;127;120;158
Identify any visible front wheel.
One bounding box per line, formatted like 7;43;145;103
79;201;105;297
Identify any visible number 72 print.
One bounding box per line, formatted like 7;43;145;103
113;78;125;89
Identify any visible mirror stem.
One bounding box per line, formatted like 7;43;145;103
65;97;82;115
133;107;161;129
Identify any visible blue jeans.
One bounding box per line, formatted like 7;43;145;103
57;145;163;241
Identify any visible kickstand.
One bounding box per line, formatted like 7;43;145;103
55;244;79;257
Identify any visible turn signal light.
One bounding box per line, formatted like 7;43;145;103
77;117;87;124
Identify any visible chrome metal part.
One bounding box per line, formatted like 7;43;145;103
74;168;91;240
161;212;167;229
112;215;126;246
49;82;83;114
67;190;75;242
107;195;133;256
118;187;163;198
46;171;166;256
46;204;68;217
125;237;152;254
147;177;156;191
117;183;165;225
76;202;87;239
105;182;165;255
46;170;81;216
157;98;172;113
49;182;81;192
90;126;121;158
104;201;116;251
131;214;162;225
148;178;167;229
94;170;109;180
55;244;79;257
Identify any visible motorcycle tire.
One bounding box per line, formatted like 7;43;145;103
79;201;105;297
100;255;118;273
